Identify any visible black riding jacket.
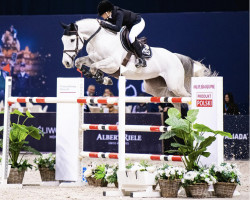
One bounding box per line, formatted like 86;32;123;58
103;6;141;32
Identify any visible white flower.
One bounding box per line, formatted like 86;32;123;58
146;166;156;173
231;179;235;182
84;168;92;177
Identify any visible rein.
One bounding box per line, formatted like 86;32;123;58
63;25;101;61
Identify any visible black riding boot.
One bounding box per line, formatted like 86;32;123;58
132;40;147;67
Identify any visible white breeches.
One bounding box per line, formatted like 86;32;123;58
129;18;145;43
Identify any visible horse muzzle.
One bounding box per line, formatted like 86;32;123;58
63;60;74;69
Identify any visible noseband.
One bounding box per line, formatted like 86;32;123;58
63;26;101;62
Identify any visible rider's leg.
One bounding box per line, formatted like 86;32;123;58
129;18;146;67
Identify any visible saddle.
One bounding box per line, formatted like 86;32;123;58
120;27;152;66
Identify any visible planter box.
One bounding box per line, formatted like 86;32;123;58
117;170;157;191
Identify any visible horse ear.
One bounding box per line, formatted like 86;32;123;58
60;22;68;29
70;23;78;31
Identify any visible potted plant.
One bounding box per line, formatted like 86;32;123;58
210;162;241;198
118;160;157;188
0;110;43;184
34;153;56;182
106;163;118;187
83;163;97;186
182;168;216;198
94;164;108;187
156;164;186;197
159;108;232;171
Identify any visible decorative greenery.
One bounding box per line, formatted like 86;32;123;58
209;163;241;185
15;159;33;172
94;164;108;180
126;160;156;173
156;164;186;181
0;110;43;169
159;108;232;171
34;153;55;171
106;163;118;183
83;162;97;178
181;168;216;187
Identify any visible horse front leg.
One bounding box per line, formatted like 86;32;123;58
75;56;93;69
89;57;118;85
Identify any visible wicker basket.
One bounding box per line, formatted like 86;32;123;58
39;167;55;181
213;182;237;198
114;181;118;188
158;179;181;198
86;177;96;186
94;178;108;187
185;183;209;198
7;168;25;184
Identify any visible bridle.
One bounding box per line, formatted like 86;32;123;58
63;25;101;62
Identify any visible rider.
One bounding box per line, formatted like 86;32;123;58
97;0;147;67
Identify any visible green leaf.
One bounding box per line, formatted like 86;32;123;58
159;131;176;140
26;111;35;118
213;130;232;138
193;123;214;133
166;117;189;133
10;110;25;116
199;136;216;149
26;126;42;140
191;131;205;143
185;109;199;123
201;152;211;157
188;147;206;162
171;143;188;148
167;108;181;119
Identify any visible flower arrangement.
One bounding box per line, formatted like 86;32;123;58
105;163;118;184
209;163;241;184
182;168;216;187
156;164;186;181
84;163;109;187
34;153;55;170
126;160;156;173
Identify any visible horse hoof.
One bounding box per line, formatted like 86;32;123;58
103;77;113;85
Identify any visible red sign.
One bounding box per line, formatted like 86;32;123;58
196;99;213;107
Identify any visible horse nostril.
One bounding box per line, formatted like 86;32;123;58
66;61;69;66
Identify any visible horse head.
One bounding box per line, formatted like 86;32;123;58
61;22;85;69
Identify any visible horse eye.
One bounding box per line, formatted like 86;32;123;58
71;39;75;42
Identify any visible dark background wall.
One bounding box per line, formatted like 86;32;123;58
0;1;249;114
0;0;248;15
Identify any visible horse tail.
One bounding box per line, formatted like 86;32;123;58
193;60;218;77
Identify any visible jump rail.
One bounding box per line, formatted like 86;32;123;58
82;124;171;132
80;151;182;161
7;96;191;105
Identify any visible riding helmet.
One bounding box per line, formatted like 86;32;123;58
97;0;114;16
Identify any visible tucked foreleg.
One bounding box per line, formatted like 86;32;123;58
75;56;93;69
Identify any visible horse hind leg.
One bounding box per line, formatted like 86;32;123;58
171;87;191;97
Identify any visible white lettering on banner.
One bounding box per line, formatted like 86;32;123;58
38;126;56;134
196;99;213;107
225;134;248;140
193;84;215;89
196;92;213;99
96;133;142;141
96;134;118;141
59;85;77;93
